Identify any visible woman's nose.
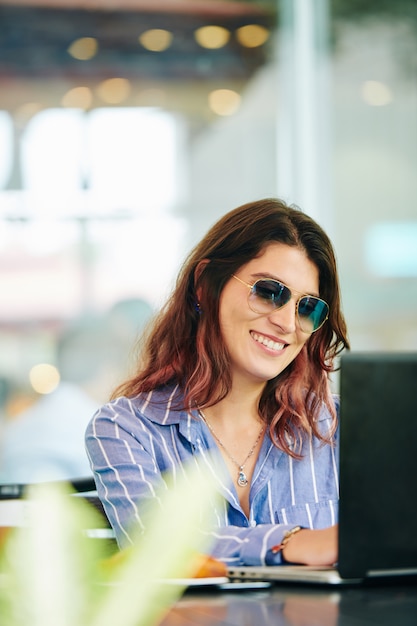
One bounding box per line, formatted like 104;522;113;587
267;300;298;333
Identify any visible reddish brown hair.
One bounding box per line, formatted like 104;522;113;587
113;198;349;456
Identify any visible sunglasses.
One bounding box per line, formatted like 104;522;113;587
232;274;329;334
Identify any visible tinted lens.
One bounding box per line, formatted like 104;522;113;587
297;296;329;332
249;279;291;313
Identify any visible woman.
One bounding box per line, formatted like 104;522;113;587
85;198;349;567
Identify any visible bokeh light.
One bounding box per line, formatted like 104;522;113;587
61;86;93;109
208;89;241;116
236;24;270;48
96;78;131;104
67;37;98;61
29;363;61;394
194;25;230;49
361;80;392;106
139;29;173;52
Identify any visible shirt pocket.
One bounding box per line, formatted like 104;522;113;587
276;499;338;529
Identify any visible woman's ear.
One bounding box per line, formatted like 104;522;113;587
194;259;210;300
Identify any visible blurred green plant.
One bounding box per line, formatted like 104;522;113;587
0;469;219;626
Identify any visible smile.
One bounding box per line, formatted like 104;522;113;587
250;331;286;352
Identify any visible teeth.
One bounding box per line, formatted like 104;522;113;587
251;332;285;352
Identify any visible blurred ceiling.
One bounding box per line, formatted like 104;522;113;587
0;0;277;114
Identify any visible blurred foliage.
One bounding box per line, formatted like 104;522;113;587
0;471;219;626
243;0;417;21
332;0;417;22
330;0;417;74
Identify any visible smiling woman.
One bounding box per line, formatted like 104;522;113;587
85;197;349;569
218;244;325;393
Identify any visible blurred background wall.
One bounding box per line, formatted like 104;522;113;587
0;0;416;481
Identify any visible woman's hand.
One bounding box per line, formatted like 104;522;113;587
281;525;338;566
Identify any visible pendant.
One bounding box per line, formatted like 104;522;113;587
237;469;248;487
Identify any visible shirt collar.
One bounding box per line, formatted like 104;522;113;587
134;384;203;442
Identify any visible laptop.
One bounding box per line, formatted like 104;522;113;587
228;351;417;585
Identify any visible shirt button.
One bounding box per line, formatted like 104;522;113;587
250;520;257;527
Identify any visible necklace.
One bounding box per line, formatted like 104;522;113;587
198;410;265;487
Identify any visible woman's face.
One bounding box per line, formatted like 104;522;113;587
219;243;321;388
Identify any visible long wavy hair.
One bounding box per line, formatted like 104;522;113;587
113;198;349;457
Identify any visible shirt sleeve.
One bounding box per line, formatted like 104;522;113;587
204;523;296;566
85;400;299;566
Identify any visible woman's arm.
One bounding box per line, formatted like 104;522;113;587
281;525;338;566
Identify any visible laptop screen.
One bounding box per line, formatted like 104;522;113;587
338;351;417;579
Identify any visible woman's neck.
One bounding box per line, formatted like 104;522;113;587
198;382;267;519
201;381;265;429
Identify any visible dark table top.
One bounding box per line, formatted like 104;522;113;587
160;578;417;626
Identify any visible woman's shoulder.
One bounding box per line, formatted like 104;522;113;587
332;393;340;414
310;394;339;443
92;384;186;425
313;393;339;422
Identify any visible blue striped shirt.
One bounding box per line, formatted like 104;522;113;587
85;385;339;566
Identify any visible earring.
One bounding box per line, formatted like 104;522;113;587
194;301;202;314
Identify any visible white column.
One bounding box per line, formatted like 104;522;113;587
276;0;333;231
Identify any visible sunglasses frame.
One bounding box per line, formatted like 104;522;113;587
231;274;329;334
